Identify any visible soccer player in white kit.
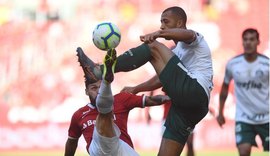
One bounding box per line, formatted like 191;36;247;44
217;28;269;156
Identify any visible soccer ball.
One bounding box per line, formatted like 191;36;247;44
92;22;121;51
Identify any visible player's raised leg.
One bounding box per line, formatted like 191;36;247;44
90;49;118;155
95;49;117;115
76;41;174;77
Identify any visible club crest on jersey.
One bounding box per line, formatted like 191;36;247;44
255;69;264;77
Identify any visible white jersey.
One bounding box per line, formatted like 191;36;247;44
172;32;213;100
224;54;269;124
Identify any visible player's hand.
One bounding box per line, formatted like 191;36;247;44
216;114;226;128
140;31;160;43
121;86;138;94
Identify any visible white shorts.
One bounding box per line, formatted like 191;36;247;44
89;123;139;156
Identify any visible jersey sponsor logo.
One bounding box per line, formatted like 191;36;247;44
82;114;117;129
236;80;262;90
82;119;96;129
241;112;268;122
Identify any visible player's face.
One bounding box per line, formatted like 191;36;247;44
242;32;259;55
160;11;181;30
86;80;101;104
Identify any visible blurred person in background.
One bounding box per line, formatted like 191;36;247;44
83;6;213;156
64;48;170;156
217;28;269;156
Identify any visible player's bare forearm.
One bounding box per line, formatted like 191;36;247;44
145;95;171;106
133;75;162;93
158;28;195;43
219;83;229;115
64;138;78;156
140;28;195;43
140;31;160;43
121;76;161;94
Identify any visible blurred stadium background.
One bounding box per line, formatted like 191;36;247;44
0;0;269;155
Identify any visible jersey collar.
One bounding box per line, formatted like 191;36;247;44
87;103;96;109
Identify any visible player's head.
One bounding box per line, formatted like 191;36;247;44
160;6;187;30
85;78;101;106
242;28;260;55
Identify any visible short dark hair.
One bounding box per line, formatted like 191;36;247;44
242;28;260;41
163;6;187;24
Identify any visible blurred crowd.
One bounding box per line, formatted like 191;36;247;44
0;0;269;150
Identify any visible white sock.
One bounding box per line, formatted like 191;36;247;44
96;81;113;114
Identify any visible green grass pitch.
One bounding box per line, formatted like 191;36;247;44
0;150;268;156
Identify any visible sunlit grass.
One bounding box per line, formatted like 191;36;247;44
0;150;268;156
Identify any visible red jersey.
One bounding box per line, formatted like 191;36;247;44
68;92;145;151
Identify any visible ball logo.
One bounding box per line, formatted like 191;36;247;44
92;22;121;51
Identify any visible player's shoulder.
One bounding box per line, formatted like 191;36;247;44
73;104;93;116
258;53;269;60
230;53;244;61
257;53;269;66
76;104;89;111
227;54;244;65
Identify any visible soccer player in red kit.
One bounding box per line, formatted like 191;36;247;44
64;48;170;156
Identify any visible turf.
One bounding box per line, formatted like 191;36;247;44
0;150;268;156
139;150;269;156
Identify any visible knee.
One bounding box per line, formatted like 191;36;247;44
147;41;174;58
96;95;114;114
147;41;162;50
147;41;167;60
239;150;250;156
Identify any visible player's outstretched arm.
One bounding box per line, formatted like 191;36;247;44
145;95;171;107
64;138;78;156
121;75;162;94
140;28;196;44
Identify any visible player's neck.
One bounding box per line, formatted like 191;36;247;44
244;52;258;63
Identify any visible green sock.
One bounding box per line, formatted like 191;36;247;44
101;43;151;73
